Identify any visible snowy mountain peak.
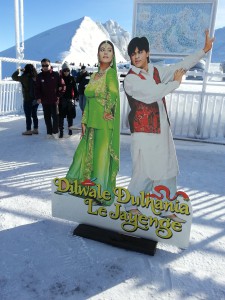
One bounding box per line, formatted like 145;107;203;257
104;19;125;33
102;20;130;59
64;16;127;65
0;16;129;77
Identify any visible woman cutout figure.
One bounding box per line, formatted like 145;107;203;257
62;40;120;205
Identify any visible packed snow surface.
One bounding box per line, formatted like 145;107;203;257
0;109;225;300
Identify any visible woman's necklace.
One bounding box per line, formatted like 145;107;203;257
97;70;105;76
97;67;110;77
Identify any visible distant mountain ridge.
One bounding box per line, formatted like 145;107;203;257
0;16;130;77
0;17;224;78
97;20;130;60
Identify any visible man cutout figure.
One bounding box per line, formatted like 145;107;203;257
123;30;214;218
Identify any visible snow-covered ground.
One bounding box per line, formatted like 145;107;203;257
0;108;225;300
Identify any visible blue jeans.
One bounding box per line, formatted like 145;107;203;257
79;95;86;112
23;101;39;131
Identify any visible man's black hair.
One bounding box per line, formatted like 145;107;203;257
127;37;150;63
41;58;50;64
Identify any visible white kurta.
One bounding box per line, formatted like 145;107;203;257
124;50;205;181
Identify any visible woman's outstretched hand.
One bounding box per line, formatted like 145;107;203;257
203;29;215;53
103;112;114;120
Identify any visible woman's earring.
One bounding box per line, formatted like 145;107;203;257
110;61;113;67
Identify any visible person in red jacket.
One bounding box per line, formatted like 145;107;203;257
35;58;65;139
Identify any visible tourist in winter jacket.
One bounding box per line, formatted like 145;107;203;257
35;58;65;139
59;62;78;138
12;64;39;135
76;65;90;113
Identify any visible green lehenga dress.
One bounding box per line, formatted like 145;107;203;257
66;67;120;206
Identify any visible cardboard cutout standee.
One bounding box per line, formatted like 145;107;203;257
63;40;120;207
52;5;215;253
52;179;192;250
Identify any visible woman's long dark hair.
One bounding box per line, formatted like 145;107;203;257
23;64;38;78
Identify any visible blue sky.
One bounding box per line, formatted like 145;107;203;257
0;0;224;52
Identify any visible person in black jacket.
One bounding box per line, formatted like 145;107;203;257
12;64;39;135
35;58;65;139
76;65;89;113
59;62;78;138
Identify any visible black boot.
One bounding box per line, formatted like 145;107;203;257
68;129;72;136
59;131;63;138
59;116;64;138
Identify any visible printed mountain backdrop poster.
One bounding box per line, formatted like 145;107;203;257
133;0;217;57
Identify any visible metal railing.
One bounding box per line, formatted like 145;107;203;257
0;57;61;114
1;57;225;142
120;76;225;142
0;56;61;80
0;81;23;114
167;90;225;139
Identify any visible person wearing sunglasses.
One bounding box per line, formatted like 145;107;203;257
58;62;78;138
35;58;65;139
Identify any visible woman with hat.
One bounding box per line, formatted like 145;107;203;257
59;62;78;138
